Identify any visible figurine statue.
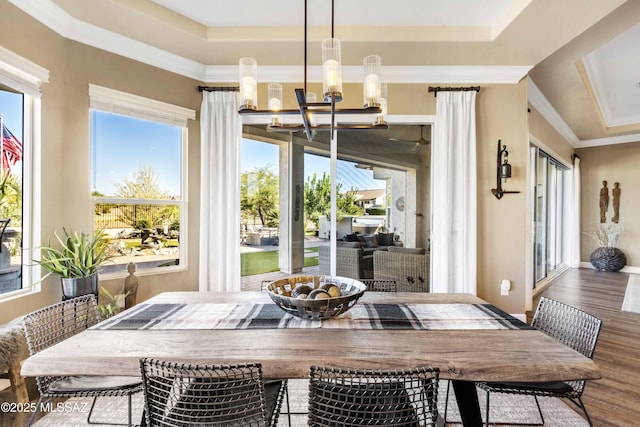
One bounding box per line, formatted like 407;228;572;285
612;182;621;223
124;262;139;309
599;180;609;223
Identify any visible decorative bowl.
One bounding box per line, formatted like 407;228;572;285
265;275;366;320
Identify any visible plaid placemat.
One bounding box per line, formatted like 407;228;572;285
94;302;531;331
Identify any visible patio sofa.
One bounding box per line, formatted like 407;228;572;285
373;247;429;292
342;232;398;256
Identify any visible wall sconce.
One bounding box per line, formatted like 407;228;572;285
491;139;520;199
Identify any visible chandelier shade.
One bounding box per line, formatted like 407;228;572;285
363;55;382;108
238;58;257;111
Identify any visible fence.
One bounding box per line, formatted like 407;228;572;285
94;203;180;232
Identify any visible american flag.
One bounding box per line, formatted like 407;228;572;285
1;124;23;170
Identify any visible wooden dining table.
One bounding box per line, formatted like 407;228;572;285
21;291;601;426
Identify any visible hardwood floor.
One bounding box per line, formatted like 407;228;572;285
535;268;640;427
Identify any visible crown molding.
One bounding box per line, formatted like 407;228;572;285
9;0;208;81
529;78;640;148
11;0;532;87
575;133;640;148
205;65;532;84
528;78;579;147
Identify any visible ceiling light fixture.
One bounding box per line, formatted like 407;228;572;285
237;0;388;141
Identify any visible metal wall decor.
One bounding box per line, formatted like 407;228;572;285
491;139;519;199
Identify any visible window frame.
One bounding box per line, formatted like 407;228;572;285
0;46;48;299
89;85;194;278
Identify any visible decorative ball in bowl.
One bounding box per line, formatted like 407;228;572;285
265;275;367;320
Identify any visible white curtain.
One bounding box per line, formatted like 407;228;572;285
568;156;581;268
199;91;242;291
431;91;477;294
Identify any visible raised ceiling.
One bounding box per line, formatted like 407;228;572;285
8;0;640;147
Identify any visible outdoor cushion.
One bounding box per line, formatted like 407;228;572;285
344;233;360;242
337;241;361;248
49;375;142;392
376;232;395;246
388;247;426;255
363;235;379;248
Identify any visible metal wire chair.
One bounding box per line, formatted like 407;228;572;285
470;297;603;426
360;279;398;292
22;294;142;427
308;365;440;426
139;358;287;427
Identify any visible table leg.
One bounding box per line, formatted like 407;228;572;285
451;380;483;427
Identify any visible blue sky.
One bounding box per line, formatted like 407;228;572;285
92;111;182;196
242;138;385;190
0;90;24;176
0;91;22;139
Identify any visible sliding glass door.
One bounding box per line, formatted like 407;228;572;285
531;146;568;286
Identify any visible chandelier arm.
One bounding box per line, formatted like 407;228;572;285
296;88;313;141
304;0;307;94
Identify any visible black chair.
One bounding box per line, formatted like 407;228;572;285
22;294;142;427
473;297;602;426
308;365;440;426
360;279;398;292
139;357;287;426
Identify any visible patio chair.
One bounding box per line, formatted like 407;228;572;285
308;365;440;426
22;294;142;427
446;297;602;426
373;248;429;292
139;358;287;427
360;279;397;292
319;244;373;280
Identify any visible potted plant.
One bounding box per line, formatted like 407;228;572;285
586;223;626;272
34;228;117;299
97;285;128;318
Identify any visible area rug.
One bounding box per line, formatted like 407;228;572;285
32;379;588;427
622;274;640;314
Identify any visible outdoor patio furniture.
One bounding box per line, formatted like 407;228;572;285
373;247;429;292
318;243;373;280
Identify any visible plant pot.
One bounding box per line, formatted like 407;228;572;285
590;247;626;272
61;273;99;300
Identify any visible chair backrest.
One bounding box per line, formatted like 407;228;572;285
22;294;101;393
360;279;398;292
532;297;602;394
373;250;429;292
139;358;270;427
319;245;366;279
532;297;602;358
308;365;439;427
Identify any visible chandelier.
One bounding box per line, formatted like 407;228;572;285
237;0;388;141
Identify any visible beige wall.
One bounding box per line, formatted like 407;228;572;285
0;1;534;322
528;104;575;165
476;83;530;313
0;2;202;323
577;141;640;267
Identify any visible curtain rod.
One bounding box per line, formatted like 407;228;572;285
427;86;480;97
198;86;239;92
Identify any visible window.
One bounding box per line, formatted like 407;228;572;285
0;46;47;297
89;85;194;277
